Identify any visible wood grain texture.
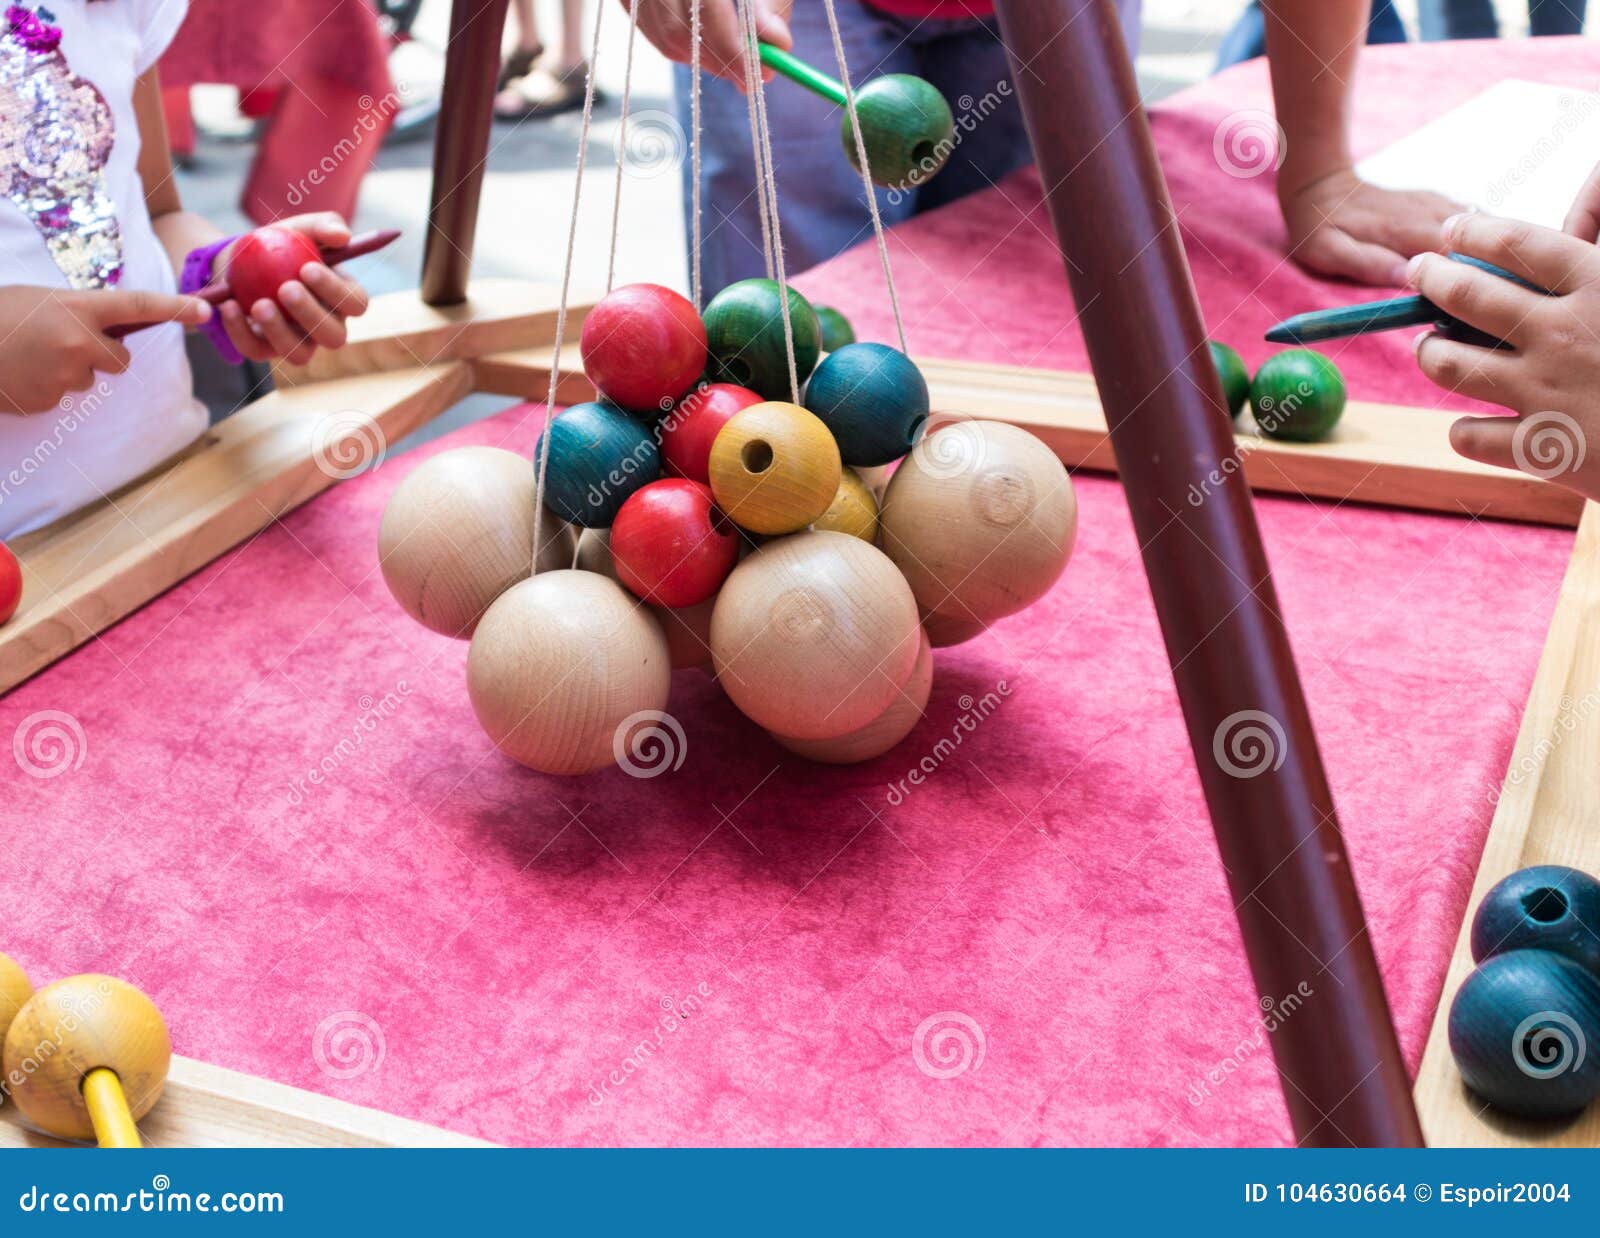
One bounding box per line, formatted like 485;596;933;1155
1414;504;1600;1148
0;953;34;1052
845;74;956;190
0;1054;488;1148
708;402;841;536
273;281;596;387
1;365;471;697
771;627;933;763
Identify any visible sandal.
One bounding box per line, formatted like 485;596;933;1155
497;44;544;91
493;62;600;121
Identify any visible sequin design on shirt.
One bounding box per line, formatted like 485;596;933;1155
0;5;122;289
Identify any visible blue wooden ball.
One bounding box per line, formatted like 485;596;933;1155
803;343;929;467
534;401;661;528
1448;950;1600;1118
1472;865;1600;977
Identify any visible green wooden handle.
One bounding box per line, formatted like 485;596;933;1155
758;42;849;108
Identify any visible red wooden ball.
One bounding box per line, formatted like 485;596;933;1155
227;226;322;310
660;382;763;483
610;479;739;608
0;540;19;625
580;283;708;414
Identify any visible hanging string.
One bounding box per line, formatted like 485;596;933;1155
820;0;909;355
737;6;777;281
738;0;801;403
689;0;704;310
532;0;609;572
606;0;643;293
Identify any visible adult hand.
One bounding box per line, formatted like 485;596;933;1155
1280;167;1462;287
622;0;792;86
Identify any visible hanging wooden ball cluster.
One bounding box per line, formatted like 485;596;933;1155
378;279;1078;776
0;952;171;1147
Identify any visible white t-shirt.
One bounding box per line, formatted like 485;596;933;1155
0;0;203;540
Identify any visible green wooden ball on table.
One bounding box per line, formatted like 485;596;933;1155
703;278;821;400
804;342;929;467
1249;349;1345;442
814;305;856;353
1209;340;1249;419
534;401;661;527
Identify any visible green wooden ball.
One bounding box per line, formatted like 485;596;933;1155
1209;340;1249;419
815;304;856;353
844;74;955;190
1249;349;1346;442
703;278;821;401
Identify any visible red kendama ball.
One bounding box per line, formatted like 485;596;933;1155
227;226;323;310
660;382;763;483
610;479;739;608
0;540;19;625
580;284;708;414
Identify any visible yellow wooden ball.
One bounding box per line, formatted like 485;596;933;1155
922;609;989;648
467;570;672;775
707;402;841;536
880;419;1077;623
772;627;932;763
0;952;33;1049
379;445;574;638
813;467;880;543
711;531;920;739
3;975;170;1143
576;529;715;670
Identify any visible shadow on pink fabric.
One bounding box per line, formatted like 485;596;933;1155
0;39;1589;1146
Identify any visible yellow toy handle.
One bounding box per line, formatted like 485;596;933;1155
82;1068;142;1148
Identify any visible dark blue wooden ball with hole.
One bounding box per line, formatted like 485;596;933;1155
1447;949;1600;1118
1472;865;1600;977
534;401;661;528
803;343;929;467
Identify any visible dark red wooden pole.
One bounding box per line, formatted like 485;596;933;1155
992;0;1423;1147
422;0;511;305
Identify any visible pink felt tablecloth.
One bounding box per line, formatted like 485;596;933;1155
1;40;1591;1147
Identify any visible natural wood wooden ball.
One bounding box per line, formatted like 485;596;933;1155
880;419;1077;623
467;570;671;775
813;468;880;543
708;402;841;536
3;975;170;1142
772;628;932;763
0;952;33;1049
576;529;714;670
711;531;919;739
922;608;989;648
379;446;573;638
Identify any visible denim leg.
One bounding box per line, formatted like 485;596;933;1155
1416;0;1500;38
673;4;919;291
908;20;1033;214
1214;2;1267;70
1530;0;1587;35
1367;0;1409;42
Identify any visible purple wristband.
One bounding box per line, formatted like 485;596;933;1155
183;235;243;365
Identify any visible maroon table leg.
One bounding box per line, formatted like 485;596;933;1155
421;0;512;306
992;0;1423;1147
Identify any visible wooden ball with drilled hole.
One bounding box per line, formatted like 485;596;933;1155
379;446;573;638
577;528;717;670
772;627;931;763
813;467;879;543
3;975;170;1142
880;419;1077;623
0;952;32;1049
845;74;955;190
702;279;822;400
712;531;919;739
708;402;841;536
467;570;671;775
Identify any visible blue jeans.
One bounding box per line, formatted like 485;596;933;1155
1416;0;1586;37
1216;1;1406;69
676;1;1143;291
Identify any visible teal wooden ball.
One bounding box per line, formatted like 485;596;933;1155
804;343;929;467
844;74;955;190
534;401;661;527
703;278;821;401
814;305;856;353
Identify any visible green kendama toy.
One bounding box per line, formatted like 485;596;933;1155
758;43;955;191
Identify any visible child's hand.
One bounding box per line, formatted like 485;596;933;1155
0;285;211;415
623;0;791;85
217;213;370;365
1564;159;1600;242
1410;212;1600;501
